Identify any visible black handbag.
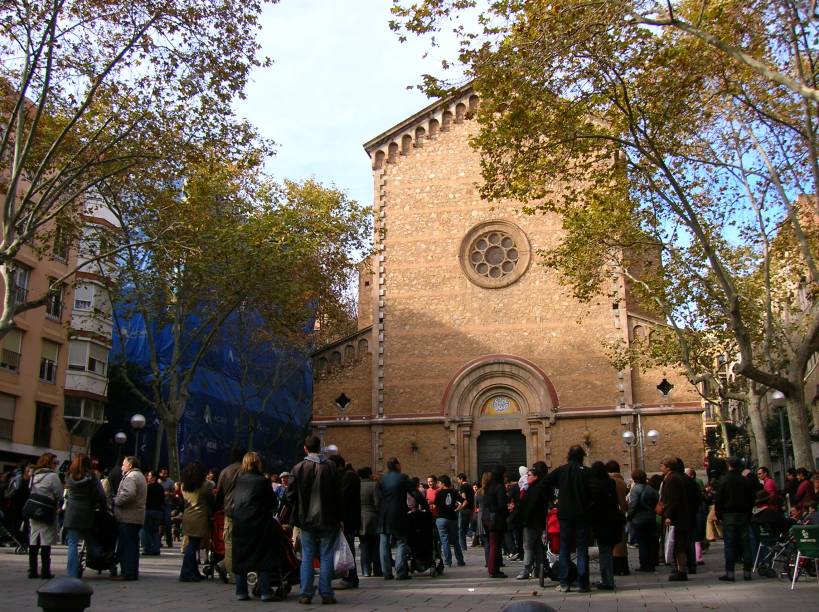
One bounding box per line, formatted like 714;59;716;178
22;492;57;524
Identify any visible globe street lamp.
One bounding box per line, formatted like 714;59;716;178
769;390;788;482
623;427;660;470
114;431;127;462
130;413;146;459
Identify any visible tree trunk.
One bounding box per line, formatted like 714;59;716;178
747;389;772;470
164;417;181;481
153;420;165;473
786;391;815;469
248;414;256;451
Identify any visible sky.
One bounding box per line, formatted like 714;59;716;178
234;0;455;207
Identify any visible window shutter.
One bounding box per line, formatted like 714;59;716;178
0;393;14;420
2;329;22;352
68;341;87;368
89;342;108;364
42;340;59;362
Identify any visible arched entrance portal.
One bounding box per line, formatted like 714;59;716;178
440;355;558;478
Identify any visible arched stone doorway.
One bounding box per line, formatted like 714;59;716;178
440;355;558;478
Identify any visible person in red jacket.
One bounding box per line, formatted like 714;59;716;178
756;467;778;510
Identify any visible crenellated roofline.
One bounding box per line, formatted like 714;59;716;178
362;84;479;170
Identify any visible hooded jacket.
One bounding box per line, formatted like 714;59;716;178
286;453;341;531
64;474;105;530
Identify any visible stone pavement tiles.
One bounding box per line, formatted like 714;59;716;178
1;540;817;611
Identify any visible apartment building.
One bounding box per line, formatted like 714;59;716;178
0;201;115;472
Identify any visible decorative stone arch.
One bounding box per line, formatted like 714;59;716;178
440;354;558;477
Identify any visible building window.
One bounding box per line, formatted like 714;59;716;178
46;281;64;320
459;220;532;289
39;340;59;383
73;283;93;310
52;224;70;262
1;329;22;372
11;266;30;305
68;340;87;371
33;403;52;447
88;342;108;376
0;393;14;440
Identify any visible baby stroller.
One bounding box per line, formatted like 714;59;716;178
80;508;118;577
751;508;791;578
406;509;444;577
0;510;27;554
201;510;226;581
539;507;577;586
248;517;299;600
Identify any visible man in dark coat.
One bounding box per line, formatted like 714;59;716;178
377;456;414;580
715;456;755;582
329;455;361;589
659;457;690;581
544;445;592;592
286;435;341;605
516;461;551;580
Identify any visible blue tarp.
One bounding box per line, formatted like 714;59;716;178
110;306;312;472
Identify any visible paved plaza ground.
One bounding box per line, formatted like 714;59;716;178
2;540;817;611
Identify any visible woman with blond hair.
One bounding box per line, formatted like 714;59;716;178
64;453;106;577
232;451;280;601
26;452;63;578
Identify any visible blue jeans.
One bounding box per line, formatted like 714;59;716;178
66;529;101;578
180;536;201;579
379;533;408;578
598;543;614;587
140;509;163;555
117;522;142;579
558;519;589;589
722;513;752;572
300;529;335;599
435;517;464;565
236;571;270;598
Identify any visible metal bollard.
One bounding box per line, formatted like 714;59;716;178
502;602;557;612
37;577;93;612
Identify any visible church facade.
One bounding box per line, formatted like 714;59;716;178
311;87;704;479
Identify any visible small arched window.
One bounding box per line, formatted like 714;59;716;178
414;126;425;147
401;134;412;156
441;110;453;132
358;338;369;355
373;150;385;170
455;102;466;123
387;142;399;164
429;119;440;139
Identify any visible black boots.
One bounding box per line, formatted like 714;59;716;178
41;546;54;579
27;544;53;579
28;545;39;579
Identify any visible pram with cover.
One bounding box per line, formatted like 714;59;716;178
0;509;26;553
406;509;444;576
80;508;118;576
201;510;226;580
248;517;299;600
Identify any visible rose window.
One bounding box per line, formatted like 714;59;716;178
469;231;519;279
459;220;531;289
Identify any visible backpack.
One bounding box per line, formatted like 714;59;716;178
4;471;29;502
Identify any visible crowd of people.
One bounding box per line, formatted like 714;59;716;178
1;439;817;603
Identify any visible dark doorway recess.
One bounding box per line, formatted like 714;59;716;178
477;430;527;479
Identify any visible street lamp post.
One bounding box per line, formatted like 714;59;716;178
770;390;788;485
130;414;146;460
622;422;660;470
114;431;127;463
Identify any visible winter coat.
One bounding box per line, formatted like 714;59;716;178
517;476;551;530
482;482;508;533
544;461;591;522
609;472;629;556
215;461;242;518
359;479;379;536
339;469;361;534
28;468;63;545
232;472;280;574
64;475;105;530
795;479;816;511
286;453;340;532
376;470;414;537
113;468;147;525
660;471;689;529
590;476;624;547
715;470;755;519
627;483;658;527
182;483;213;542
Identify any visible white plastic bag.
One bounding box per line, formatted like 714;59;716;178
333;529;355;576
664;525;676;565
